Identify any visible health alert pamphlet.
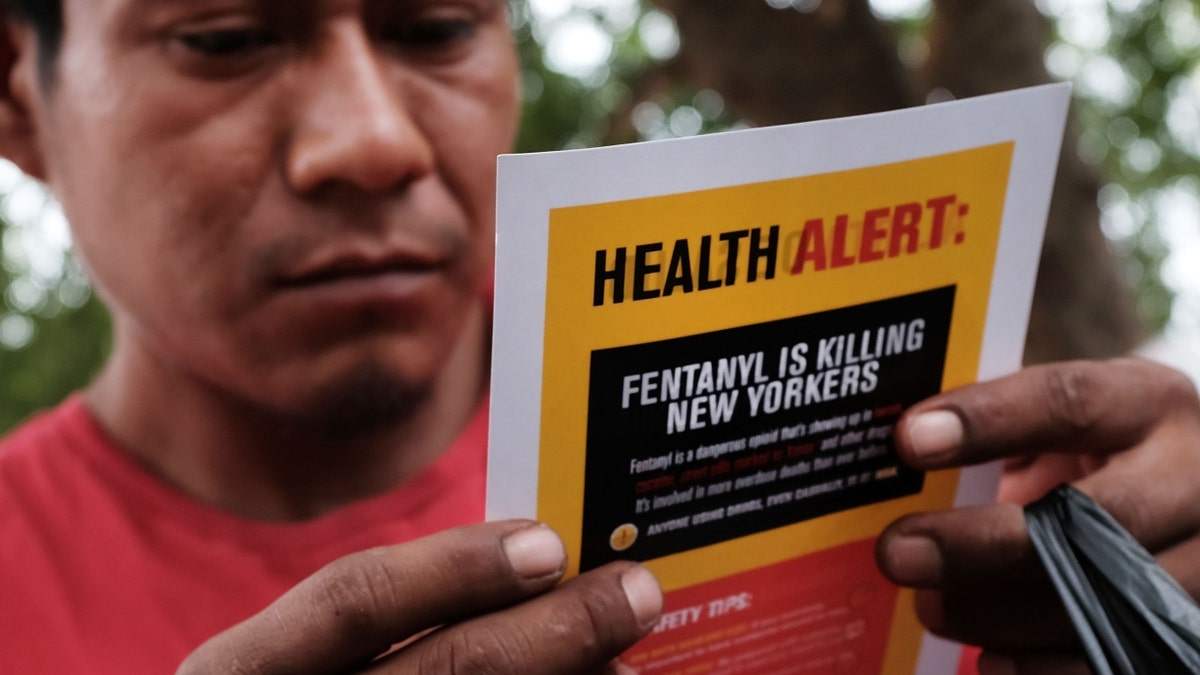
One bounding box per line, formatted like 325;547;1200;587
488;84;1070;674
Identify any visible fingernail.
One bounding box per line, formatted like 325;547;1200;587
906;410;964;462
977;652;1017;675
884;535;942;586
622;566;663;630
503;526;565;578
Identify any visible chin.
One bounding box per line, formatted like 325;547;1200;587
289;361;433;440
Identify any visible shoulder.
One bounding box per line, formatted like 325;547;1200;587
0;396;87;469
0;396;102;520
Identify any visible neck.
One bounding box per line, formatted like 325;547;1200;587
85;306;488;522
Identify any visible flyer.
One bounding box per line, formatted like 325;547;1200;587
488;84;1070;674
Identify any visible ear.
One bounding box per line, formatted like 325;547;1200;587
0;16;46;181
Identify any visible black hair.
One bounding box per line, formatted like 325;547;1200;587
3;0;62;81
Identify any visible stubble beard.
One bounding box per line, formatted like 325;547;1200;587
297;361;433;441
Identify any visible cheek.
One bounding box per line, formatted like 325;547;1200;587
71;99;275;294
47;100;286;396
416;62;520;255
63;151;258;329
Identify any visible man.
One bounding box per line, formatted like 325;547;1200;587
0;2;1198;675
0;1;660;672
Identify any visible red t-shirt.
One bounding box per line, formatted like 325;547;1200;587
0;396;487;673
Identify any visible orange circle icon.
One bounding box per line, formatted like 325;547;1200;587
610;524;639;552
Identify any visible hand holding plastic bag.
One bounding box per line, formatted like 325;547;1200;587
1027;484;1200;675
875;358;1200;673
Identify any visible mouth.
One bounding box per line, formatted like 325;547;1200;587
274;248;448;289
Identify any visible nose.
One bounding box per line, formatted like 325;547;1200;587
286;25;435;195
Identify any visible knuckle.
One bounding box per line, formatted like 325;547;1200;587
415;570;631;675
418;625;520;675
308;549;400;635
565;588;609;656
567;569;638;655
1039;363;1103;434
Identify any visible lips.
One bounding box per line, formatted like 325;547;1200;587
274;246;448;289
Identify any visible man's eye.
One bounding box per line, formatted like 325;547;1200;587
178;29;281;57
387;20;477;48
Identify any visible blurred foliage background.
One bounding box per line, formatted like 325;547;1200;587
1;0;1199;433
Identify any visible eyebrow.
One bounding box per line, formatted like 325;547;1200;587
126;0;286;9
121;0;312;21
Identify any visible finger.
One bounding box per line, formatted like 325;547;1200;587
879;477;1200;650
996;452;1096;505
899;358;1200;548
1071;423;1200;551
1155;534;1200;602
977;650;1091;675
371;562;662;674
877;504;1076;650
177;521;568;675
895;358;1197;470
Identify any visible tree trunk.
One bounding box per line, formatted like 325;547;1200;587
653;0;920;124
924;0;1147;361
642;0;1147;362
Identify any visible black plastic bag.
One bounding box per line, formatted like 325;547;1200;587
1024;484;1200;675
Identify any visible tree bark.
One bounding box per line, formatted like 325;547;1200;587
653;0;921;124
642;0;1147;362
925;0;1147;361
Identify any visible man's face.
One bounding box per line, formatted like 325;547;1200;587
27;0;520;426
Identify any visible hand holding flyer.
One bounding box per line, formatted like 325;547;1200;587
489;84;1070;674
